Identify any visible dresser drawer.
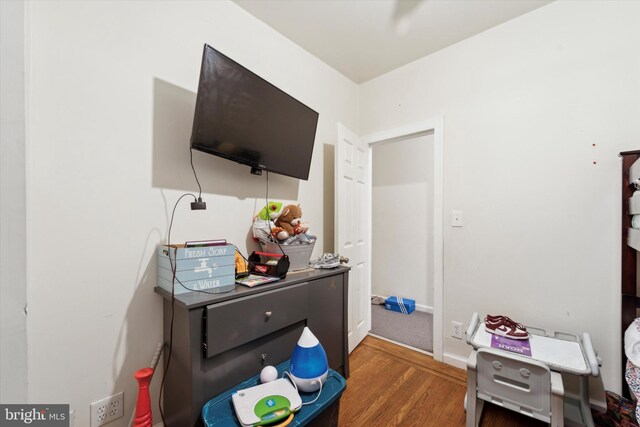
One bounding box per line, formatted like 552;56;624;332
205;283;309;358
201;322;305;400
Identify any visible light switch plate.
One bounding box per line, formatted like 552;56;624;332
452;210;463;227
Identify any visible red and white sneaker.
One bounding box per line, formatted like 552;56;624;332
486;315;526;330
485;315;528;340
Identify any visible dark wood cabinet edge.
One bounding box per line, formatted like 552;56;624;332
621;152;640;399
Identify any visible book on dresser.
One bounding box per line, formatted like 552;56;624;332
235;274;280;287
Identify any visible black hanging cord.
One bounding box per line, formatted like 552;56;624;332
158;192;196;425
264;171;286;256
189;149;206;210
159;193;253;425
190;148;202;200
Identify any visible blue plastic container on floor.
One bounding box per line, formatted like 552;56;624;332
384;296;416;314
202;360;346;426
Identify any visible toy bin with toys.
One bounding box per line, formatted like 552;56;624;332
260;241;315;271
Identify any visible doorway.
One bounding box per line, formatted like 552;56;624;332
336;117;444;361
369;132;435;353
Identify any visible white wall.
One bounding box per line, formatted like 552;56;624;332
372;134;434;309
0;0;28;403
360;0;640;395
25;1;358;425
18;0;640;418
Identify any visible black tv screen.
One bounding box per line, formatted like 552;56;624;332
190;44;319;180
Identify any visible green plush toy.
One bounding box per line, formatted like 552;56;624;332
257;201;283;221
253;201;288;242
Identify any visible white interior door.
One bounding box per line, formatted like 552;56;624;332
336;123;371;353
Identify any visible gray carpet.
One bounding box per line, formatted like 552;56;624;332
370;304;433;352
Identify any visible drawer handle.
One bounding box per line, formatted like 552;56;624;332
265;311;272;319
262;353;267;361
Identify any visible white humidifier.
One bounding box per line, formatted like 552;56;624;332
289;327;328;392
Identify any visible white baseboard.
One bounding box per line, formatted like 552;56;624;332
368;333;433;356
443;352;468;370
563;390;607;414
415;303;433;314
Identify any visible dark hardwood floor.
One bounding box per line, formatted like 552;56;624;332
338;336;546;426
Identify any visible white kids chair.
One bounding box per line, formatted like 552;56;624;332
466;347;564;427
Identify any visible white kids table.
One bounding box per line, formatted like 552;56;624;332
465;313;600;427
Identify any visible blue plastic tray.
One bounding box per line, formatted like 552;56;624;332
202;361;346;426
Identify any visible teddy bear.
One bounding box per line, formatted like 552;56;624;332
274;204;309;240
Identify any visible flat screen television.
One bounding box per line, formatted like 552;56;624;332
190;44;319;180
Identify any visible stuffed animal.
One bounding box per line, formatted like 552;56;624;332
257;201;283;222
253;201;288;241
234;250;248;277
269;226;288;241
275;204;309;240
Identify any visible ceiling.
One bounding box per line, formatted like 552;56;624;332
233;0;553;83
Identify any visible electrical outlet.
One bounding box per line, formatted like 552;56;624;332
451;321;464;339
90;392;123;427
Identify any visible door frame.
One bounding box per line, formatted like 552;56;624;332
362;116;445;362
